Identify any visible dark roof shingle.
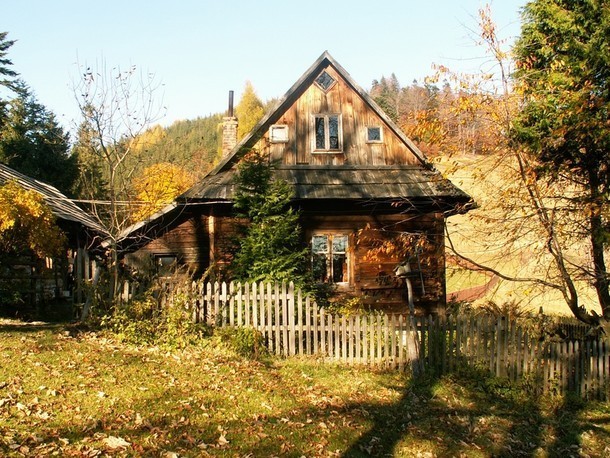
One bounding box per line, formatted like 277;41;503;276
0;163;106;234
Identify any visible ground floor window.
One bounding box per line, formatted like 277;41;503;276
155;254;177;277
311;234;349;284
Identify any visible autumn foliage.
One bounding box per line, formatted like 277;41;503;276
0;180;65;259
131;162;195;221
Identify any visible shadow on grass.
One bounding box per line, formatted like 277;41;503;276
0;319;88;335
1;326;605;457
339;359;610;457
0;322;63;334
1;363;604;457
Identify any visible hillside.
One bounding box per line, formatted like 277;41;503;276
439;153;601;317
130;113;224;181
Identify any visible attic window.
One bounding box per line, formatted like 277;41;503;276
312;114;342;152
367;126;383;143
269;124;289;143
315;71;336;92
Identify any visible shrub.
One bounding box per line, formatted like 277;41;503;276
100;288;211;348
214;326;267;359
324;294;379;316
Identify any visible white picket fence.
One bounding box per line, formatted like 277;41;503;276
187;280;420;369
164;280;610;399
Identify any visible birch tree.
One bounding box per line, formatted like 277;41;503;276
72;62;164;301
436;4;604;326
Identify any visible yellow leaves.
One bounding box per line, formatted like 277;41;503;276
358;229;428;263
131;163;195;221
236;81;265;140
0;180;66;258
129;124;166;155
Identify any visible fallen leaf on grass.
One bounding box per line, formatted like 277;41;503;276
103;435;131;449
217;434;229;446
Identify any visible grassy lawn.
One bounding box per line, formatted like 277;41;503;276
1;319;609;457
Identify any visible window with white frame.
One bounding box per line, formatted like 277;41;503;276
311;234;349;284
312;114;342;152
269;124;289;143
367;126;383;143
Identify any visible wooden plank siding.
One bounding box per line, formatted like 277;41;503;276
129;211;446;314
265;66;419;168
304;213;446;315
125;215;211;276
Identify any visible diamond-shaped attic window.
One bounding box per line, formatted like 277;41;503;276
315;71;336;92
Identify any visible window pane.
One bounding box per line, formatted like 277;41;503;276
367;127;381;141
156;255;177;277
315;71;336;91
315;117;326;149
332;254;347;282
332;235;347;253
312;235;328;253
328;116;339;149
313;253;328;282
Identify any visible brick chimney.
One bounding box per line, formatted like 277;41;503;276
221;90;238;157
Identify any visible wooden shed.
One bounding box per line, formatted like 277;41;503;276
0;163;105;311
122;52;473;314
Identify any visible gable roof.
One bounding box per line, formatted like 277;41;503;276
182;51;472;210
0;163;106;234
204;51;432;178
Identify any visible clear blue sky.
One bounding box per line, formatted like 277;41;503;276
3;0;526;133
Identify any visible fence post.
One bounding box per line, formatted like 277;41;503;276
320;306;327;358
296;287;303;356
288;282;296;357
228;282;235;326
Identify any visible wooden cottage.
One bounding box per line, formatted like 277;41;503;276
122;52;473;314
0;163;106;310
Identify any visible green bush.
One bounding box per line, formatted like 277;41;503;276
100;290;211;348
214;326;268;359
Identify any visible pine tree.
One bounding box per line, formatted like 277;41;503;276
230;151;311;288
511;0;610;324
0;82;76;195
0;32;18;94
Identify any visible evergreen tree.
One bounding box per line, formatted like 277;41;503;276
370;74;401;122
0;32;20;136
0;32;18;94
512;0;610;323
0;82;76;195
230;151;311;288
71;117;107;199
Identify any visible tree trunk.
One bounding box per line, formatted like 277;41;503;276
588;171;610;319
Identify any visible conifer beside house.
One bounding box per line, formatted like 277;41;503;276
121;52;473;314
